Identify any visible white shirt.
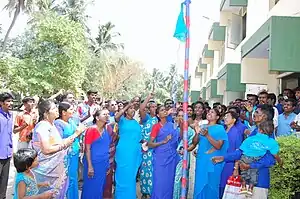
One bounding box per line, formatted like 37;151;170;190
294;113;300;123
273;107;279;128
133;109;140;123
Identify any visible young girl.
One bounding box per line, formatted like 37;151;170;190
14;148;55;199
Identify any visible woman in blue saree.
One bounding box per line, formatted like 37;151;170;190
148;105;181;199
219;111;243;198
54;102;85;199
114;101;142;199
173;109;195;199
139;93;158;198
192;108;229;199
81;108;112;199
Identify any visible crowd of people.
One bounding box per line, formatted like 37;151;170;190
0;87;299;199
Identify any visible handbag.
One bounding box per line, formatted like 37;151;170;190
222;175;242;199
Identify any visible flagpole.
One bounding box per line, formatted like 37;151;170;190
180;0;191;198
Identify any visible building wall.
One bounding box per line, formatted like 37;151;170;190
197;0;300;102
224;91;244;105
191;76;201;91
247;0;300;41
241;58;279;93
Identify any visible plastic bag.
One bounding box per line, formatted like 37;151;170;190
222;176;242;199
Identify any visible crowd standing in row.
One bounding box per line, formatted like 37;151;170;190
0;87;299;199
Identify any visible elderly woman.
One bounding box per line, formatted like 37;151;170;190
31;100;84;198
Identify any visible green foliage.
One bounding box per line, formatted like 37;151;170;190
83;52;145;100
0;56;27;93
24;12;88;94
269;136;300;199
1;12;89;95
91;22;124;54
142;66;190;103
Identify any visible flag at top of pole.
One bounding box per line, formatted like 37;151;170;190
173;1;191;199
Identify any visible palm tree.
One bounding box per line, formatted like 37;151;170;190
164;64;178;98
1;0;54;52
54;0;92;31
91;22;124;54
1;0;26;52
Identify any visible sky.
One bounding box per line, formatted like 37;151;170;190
0;0;220;78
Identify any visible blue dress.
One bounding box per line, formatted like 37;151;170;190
194;124;229;199
54;119;80;199
14;172;39;199
140;114;158;195
115;117;142;199
219;125;243;198
81;126;111;199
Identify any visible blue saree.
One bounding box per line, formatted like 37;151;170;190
140;114;158;195
219;125;243;198
115;117;142;199
151;122;180;199
173;126;195;199
54;119;80;199
193;124;228;199
81;127;111;199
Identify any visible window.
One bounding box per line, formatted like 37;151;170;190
227;8;247;49
242;13;247;40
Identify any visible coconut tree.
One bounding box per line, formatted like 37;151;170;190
1;0;53;52
53;0;92;32
91;21;124;54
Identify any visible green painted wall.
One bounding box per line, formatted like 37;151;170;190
242;16;300;72
220;0;247;11
202;44;214;58
191;91;200;103
230;0;247;6
199;63;207;69
210;23;226;41
270;17;300;72
211;79;222;98
241;18;270;58
201;87;206;100
226;64;246;92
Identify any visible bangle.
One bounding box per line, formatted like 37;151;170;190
58;144;64;151
234;166;238;170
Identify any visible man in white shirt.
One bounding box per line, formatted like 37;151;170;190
258;91;278;128
132;96;141;123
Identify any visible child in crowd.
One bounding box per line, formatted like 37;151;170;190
212;121;282;196
13;148;55;199
238;120;282;195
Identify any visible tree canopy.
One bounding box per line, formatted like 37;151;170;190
0;1;191;101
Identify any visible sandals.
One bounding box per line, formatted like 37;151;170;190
239;188;253;197
239;188;248;194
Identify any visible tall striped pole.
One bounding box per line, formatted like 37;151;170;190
180;0;191;198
